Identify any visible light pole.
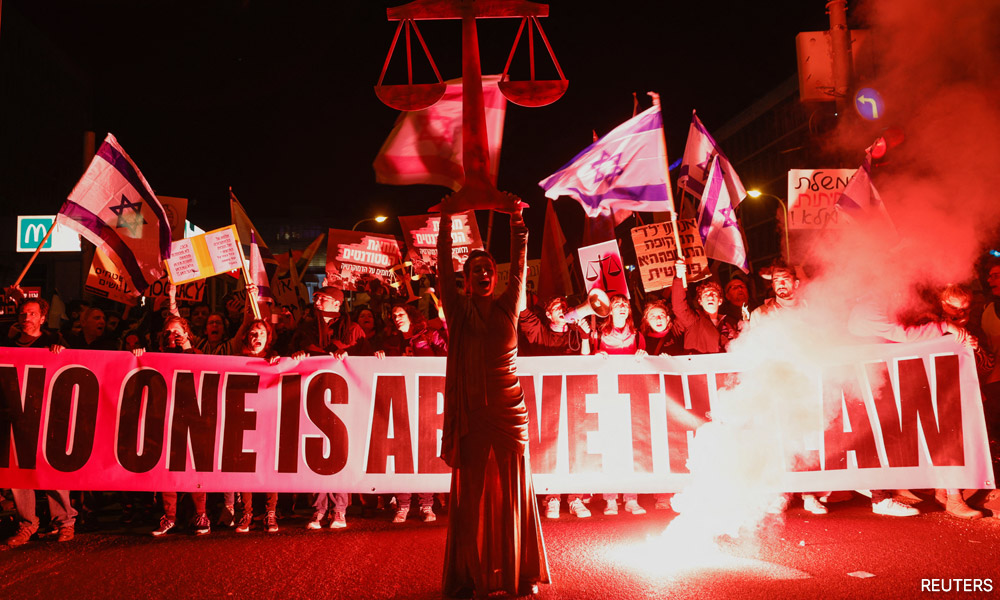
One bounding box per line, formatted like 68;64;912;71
352;215;388;231
747;189;791;264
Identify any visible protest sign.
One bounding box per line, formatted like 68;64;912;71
495;259;540;296
578;240;629;298
398;212;483;274
325;229;404;291
85;248;138;305
787;169;855;229
0;287;40;316
158;196;188;242
0;339;991;494
630;218;709;292
164;225;244;285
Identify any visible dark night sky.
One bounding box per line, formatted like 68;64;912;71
0;0;832;251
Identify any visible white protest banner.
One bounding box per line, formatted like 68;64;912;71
0;339;992;494
787;169;855;229
578;240;629;298
630;218;709;292
164;225;244;285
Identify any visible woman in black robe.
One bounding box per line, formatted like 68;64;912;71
437;198;549;597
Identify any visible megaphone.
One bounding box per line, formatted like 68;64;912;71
564;288;611;323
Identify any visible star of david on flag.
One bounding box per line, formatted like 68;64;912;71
538;105;675;218
677;112;747;204
57;133;171;294
109;195;147;236
697;155;749;273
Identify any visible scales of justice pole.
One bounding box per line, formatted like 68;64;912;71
374;0;568;217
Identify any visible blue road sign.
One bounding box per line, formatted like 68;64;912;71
854;87;885;121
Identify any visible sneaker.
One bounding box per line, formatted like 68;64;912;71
330;511;346;529
4;522;38;548
421;506;436;523
654;498;672;511
152;516;175;537
945;494;983;519
393;506;409;524
568;498;591;518
872;498;919;517
265;511;279;533
802;494;828;515
235;512;253;533
217;505;235;528
57;526;75;543
545;498;560;519
624;499;646;515
604;499;618;515
306;513;324;530
194;513;211;535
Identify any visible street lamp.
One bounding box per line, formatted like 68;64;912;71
747;189;791;263
352;215;388;231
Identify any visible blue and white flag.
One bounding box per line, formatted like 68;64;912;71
678;112;747;204
539;106;674;217
835;147;896;236
56;134;171;294
697;155;749;273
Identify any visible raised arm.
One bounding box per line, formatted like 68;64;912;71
503;204;528;312
436;206;458;310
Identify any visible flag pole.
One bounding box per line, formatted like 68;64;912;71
647;92;687;288
239;230;262;321
11;225;55;288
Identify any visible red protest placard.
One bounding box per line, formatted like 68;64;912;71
398;212;483;274
325;229;404;291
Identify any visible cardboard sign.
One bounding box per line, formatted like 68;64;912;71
630;218;709;292
495;259;540;296
787;169;855;229
158;196;188;242
577;240;629;298
164;225;245;285
398;212;483;274
85;248;139;305
87;248;205;304
325;229;404;291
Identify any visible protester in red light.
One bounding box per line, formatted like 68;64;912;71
291;286;370;359
2;296;77;548
519;296;592;519
295;286;366;530
438;195;548;598
848;291;980;518
62;306;117;351
639;300;683;357
235;316;285;534
132;315;211;537
376;303;447;523
746;261;828;516
595;293;647;516
637;299;683;511
671;259;740;354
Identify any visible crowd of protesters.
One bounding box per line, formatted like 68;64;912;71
3;253;1000;548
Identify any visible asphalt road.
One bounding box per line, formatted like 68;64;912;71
2;492;999;599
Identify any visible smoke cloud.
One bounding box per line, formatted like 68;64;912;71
661;0;1000;550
